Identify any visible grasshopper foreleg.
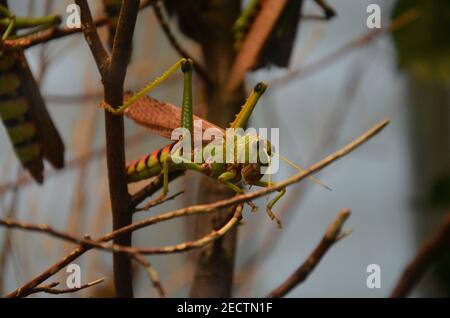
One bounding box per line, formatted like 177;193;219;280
218;171;258;211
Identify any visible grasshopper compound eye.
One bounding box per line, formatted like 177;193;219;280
254;82;268;94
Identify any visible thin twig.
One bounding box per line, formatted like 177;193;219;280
267;209;351;298
270;7;420;88
130;171;184;209
390;211;450;298
1;205;242;297
0;204;243;256
135;191;184;212
152;0;209;83
3;0;157;50
132;254;165;297
75;0;110;78
23;277;105;297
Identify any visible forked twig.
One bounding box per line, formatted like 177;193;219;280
22;277;105;297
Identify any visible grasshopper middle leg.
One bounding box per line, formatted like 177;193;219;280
255;180;286;228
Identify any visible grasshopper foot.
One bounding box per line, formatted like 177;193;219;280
247;200;258;212
266;207;282;228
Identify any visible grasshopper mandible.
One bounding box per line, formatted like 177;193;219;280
103;59;327;226
0;2;64;183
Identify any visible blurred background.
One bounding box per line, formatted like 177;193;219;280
0;0;449;297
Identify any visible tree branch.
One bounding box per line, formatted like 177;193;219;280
0;204;243;256
75;0;110;79
267;209;351;298
22;277;105;297
3;0;156;50
390;211;450;298
76;0;140;298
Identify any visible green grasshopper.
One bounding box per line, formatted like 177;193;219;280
104;59;327;226
0;2;64;183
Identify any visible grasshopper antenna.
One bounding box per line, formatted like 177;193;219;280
274;152;332;191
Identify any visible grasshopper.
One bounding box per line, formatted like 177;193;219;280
0;2;64;183
103;59;327;226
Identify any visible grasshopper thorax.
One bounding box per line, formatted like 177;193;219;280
238;134;274;185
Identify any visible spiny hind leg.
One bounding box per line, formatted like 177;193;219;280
254;181;286;228
160;150;205;194
139;158;170;211
218;171;257;211
103;58;190;114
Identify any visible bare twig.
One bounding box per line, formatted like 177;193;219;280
130;171;184;209
0;204;242;256
390;212;450;298
152;0;209;82
1;204;242;297
3;0;156;50
0;217;167;297
135;191;184;212
267;209;351;298
132;254;165;297
75;0;110;78
0;171;20;294
23;277;105;297
270;7;420;88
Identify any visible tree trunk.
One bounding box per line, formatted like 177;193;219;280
407;76;450;296
189;0;245;298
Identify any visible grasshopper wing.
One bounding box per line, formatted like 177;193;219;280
124;94;225;144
